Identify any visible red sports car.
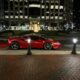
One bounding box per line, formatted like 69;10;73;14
8;35;61;50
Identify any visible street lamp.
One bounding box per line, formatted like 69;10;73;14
71;38;78;54
27;37;32;55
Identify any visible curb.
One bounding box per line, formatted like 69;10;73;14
0;50;79;55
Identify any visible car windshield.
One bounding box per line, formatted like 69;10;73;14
41;35;52;40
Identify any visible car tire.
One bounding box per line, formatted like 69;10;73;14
43;43;52;50
10;42;20;50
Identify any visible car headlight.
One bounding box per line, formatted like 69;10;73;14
52;42;61;45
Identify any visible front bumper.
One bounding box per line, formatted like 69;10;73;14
52;43;61;49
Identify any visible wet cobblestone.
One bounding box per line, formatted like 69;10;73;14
0;55;80;80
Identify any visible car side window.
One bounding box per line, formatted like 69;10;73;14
39;37;45;40
30;36;39;40
23;36;28;39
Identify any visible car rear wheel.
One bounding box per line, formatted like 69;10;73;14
44;43;52;50
10;42;19;50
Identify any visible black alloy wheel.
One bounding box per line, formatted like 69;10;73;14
10;42;19;50
44;43;52;50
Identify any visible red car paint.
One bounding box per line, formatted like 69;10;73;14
0;42;8;48
8;35;61;49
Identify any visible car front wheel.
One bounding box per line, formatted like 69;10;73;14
10;42;20;50
44;43;52;50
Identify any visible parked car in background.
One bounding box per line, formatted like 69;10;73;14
8;34;61;50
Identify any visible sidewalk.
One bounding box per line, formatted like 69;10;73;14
0;55;80;80
0;50;79;55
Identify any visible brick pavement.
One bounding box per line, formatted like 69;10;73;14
0;55;80;80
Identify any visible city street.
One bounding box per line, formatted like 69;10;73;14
0;33;80;80
0;0;79;79
0;55;80;80
0;42;80;55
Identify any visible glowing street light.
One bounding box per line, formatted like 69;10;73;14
27;38;31;44
27;37;32;55
71;38;78;54
72;38;78;44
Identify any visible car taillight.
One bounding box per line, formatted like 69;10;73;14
53;42;60;45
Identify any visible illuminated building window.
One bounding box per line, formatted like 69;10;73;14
60;6;63;9
29;4;40;8
46;16;49;19
20;16;23;18
25;16;28;19
15;16;18;18
51;5;54;9
55;16;58;19
59;17;63;19
55;6;59;9
42;5;45;8
5;16;9;18
10;16;14;18
51;17;53;19
42;16;45;19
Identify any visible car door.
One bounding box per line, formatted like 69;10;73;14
20;36;28;48
30;36;44;48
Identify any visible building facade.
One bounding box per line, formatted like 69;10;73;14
0;0;73;32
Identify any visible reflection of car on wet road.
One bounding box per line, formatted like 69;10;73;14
8;34;61;50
